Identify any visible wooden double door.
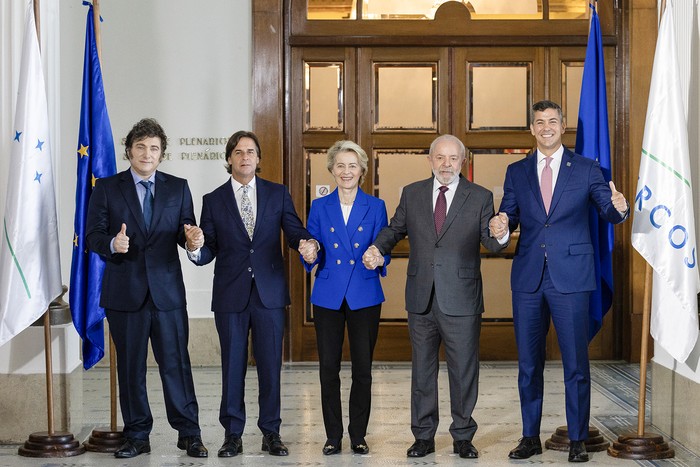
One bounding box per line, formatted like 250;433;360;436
287;44;616;362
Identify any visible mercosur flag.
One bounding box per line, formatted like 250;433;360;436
631;0;699;362
0;5;63;346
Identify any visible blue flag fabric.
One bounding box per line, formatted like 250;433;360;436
575;4;614;341
69;2;116;370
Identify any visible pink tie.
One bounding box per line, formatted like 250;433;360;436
541;157;553;214
434;186;448;234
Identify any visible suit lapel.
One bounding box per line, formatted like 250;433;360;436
524;152;546;215
118;170;148;235
324;190;352;254
220;180;249;240
438;176;471;241
253;177;267;241
548;148;575;216
149;171;168;233
418;179;438;240
346;189;370;254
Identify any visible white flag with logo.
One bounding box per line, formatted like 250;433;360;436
631;0;699;362
0;6;62;346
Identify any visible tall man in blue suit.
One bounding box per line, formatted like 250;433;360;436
186;131;318;458
86;118;207;459
492;101;629;463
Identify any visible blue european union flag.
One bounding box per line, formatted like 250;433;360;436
69;2;116;370
575;3;614;342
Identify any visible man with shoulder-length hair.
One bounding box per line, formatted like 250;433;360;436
186;130;318;458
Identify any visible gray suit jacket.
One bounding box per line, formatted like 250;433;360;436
374;175;505;316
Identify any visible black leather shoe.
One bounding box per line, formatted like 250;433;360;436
568;440;589;463
453;439;479;458
114;438;151;458
351;439;369;455
177;435;208;458
217;435;242;457
322;439;341;455
508;436;542;459
262;432;289;456
407;439;435;457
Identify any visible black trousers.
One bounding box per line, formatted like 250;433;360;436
313;300;381;443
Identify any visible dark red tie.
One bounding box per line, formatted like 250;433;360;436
434;186;448;234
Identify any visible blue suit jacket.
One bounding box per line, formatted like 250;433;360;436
304;188;390;310
86;169;195;312
499;147;627;294
192;177;311;313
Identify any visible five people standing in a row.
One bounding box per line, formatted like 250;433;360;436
86;99;628;463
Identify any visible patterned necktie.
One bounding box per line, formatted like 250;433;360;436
434;185;449;235
241;184;254;240
541;156;553;214
139;180;154;231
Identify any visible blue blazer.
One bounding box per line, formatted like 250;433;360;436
498;147;628;294
86;169;195;312
304;188;390;310
192;177;311;313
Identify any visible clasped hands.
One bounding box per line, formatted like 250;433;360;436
184;224;204;251
362;245;385;270
489;213;509;240
298;239;320;263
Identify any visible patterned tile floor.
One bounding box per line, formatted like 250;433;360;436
1;361;698;466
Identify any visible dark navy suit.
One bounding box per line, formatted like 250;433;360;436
498;147;627;441
191;176;311;437
86;169;201;440
303;188;389;443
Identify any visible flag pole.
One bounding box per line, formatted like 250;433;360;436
17;0;85;458
82;0;124;452
32;0;57;439
608;0;674;459
637;262;652;435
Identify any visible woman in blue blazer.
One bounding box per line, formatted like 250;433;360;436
302;140;390;456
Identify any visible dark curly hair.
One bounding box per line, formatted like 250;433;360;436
125;118;168;161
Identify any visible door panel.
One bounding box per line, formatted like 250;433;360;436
290;43;614;361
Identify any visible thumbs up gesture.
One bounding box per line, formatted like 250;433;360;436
609;181;628;213
114;223;130;253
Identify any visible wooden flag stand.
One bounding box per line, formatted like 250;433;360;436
83;335;124;452
18;288;85;458
607;263;674;459
545;426;610;453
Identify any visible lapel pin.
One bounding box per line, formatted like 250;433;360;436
566;161;571;167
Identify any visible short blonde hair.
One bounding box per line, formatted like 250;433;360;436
326;140;369;185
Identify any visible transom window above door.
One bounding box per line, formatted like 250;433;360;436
307;0;590;21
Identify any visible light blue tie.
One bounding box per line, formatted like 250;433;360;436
139;180;153;231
